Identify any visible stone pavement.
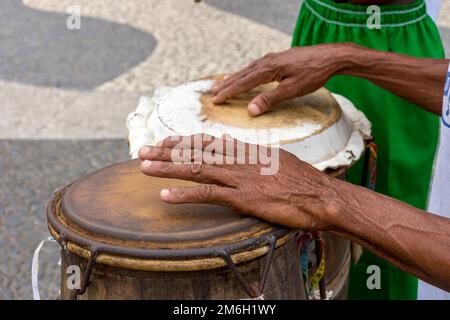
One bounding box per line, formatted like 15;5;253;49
0;140;129;299
1;0;449;299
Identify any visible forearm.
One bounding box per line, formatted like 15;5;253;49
326;178;450;291
335;44;449;115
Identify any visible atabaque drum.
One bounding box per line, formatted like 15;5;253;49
126;75;372;299
47;160;305;300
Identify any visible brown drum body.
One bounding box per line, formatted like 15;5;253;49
59;235;305;300
47;160;352;300
48;160;306;300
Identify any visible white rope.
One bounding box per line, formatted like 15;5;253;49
31;236;57;300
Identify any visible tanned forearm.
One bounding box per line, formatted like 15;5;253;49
337;44;449;115
213;43;449;117
327;178;450;291
139;135;450;292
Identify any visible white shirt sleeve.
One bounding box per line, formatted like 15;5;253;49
426;0;442;21
418;62;450;300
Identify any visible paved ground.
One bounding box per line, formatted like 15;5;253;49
1;0;450;299
0;140;129;299
1;0;157;90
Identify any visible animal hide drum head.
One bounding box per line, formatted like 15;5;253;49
127;75;371;171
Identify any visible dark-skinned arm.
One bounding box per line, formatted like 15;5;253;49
138;135;450;292
212;43;448;116
330;178;450;292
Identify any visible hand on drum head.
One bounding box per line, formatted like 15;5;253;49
212;44;345;116
138;134;342;231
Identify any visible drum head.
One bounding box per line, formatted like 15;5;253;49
200;79;341;132
156;76;342;144
48;160;289;261
130;74;371;171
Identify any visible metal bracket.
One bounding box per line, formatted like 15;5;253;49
217;235;276;299
78;248;98;296
57;233;97;300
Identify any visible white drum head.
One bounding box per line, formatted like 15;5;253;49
127;76;371;171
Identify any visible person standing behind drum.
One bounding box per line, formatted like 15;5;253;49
290;0;445;300
138;43;450;295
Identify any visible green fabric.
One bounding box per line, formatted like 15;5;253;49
292;0;445;300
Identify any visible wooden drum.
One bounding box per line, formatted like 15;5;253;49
47;161;305;300
47;75;371;300
125;75;372;300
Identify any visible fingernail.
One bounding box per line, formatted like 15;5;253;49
223;74;230;80
156;140;163;147
142;160;152;168
248;103;261;115
212;85;219;92
212;96;221;104
160;189;170;197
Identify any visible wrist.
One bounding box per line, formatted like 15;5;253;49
324;43;388;79
320;176;353;232
318;43;362;77
334;43;394;79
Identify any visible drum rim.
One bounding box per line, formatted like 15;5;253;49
47;188;294;271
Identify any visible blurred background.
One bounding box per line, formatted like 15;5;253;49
0;0;449;299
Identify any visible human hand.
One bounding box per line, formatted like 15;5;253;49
138;134;342;231
212;44;349;116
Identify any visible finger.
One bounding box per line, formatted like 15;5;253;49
212;58;265;94
156;134;240;157
138;145;174;161
247;79;297;116
156;135;182;148
140;160;239;186
156;134;218;150
212;52;278;95
138;144;250;167
155;134;247;160
212;70;273;104
155;134;275;165
212;68;254;95
160;185;238;206
139;145;206;163
219;52;276;88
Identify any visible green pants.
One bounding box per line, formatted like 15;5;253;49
292;0;444;299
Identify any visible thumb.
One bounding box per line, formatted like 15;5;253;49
247;81;293;116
